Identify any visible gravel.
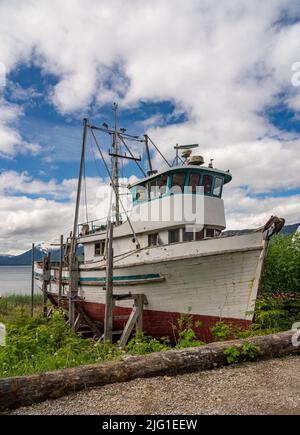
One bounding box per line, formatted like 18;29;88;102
10;356;300;415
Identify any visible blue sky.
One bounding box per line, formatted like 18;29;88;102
0;0;300;254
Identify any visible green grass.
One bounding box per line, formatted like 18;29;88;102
0;308;122;378
0;294;43;323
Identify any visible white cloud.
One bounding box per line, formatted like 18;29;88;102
0;99;41;157
224;187;300;229
0;171;134;254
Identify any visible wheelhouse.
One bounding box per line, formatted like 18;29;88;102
130;166;232;205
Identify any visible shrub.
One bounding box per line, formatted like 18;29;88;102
223;346;240;364
241;343;261;361
173;309;205;349
126;332;171;355
261;234;300;296
0;309;121;378
211;322;237;341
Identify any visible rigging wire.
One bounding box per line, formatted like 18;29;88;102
118;134;147;177
83;154;89;224
146;135;171;168
89;127;141;248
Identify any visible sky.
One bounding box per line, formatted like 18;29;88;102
0;0;300;255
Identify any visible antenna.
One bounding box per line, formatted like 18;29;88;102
174;144;199;166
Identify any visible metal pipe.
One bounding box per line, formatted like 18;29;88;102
144;135;153;175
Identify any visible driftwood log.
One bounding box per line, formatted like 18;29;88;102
0;330;299;411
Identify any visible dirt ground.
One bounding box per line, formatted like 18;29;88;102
10;355;300;415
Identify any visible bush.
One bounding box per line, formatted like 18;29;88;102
0;309;121;378
241;343;261;361
211;322;237;341
261;234;300;295
224;346;240;364
173;309;205;349
126;332;171;355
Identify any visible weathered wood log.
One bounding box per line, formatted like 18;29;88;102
0;331;299;411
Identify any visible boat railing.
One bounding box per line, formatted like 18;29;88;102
78;211;129;236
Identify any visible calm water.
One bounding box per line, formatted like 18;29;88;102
0;266;37;296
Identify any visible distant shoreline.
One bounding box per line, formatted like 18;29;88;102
0;264;31;267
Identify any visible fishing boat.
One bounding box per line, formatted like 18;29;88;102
34;105;284;343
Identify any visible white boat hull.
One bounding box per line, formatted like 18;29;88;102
35;232;267;341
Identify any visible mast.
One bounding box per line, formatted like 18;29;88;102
69;117;88;329
112;103;121;225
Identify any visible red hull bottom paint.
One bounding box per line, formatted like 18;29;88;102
54;296;251;343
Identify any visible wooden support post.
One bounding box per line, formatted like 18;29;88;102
58;235;63;307
42;255;51;317
118;294;146;348
119;307;139;349
104;222;114;343
135;294;144;333
75;302;102;339
31;243;35;318
68;257;79;328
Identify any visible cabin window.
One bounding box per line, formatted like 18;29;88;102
136;184;148;202
149;175;168;199
206;228;215;238
158;175;168;195
169;229;180;244
148;233;159;247
195;229;205;241
202;175;213;194
170;172;185;193
95;241;105;256
213;177;223;197
183;228;194;242
188;172;201;194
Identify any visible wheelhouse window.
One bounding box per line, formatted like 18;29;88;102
136;184;148;202
213;177;223;197
168;229;180;244
170;172;185;193
148;233;159;247
149;175;168;199
95;241;105;256
188;172;201;194
183;228;194;242
202;175;213;194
